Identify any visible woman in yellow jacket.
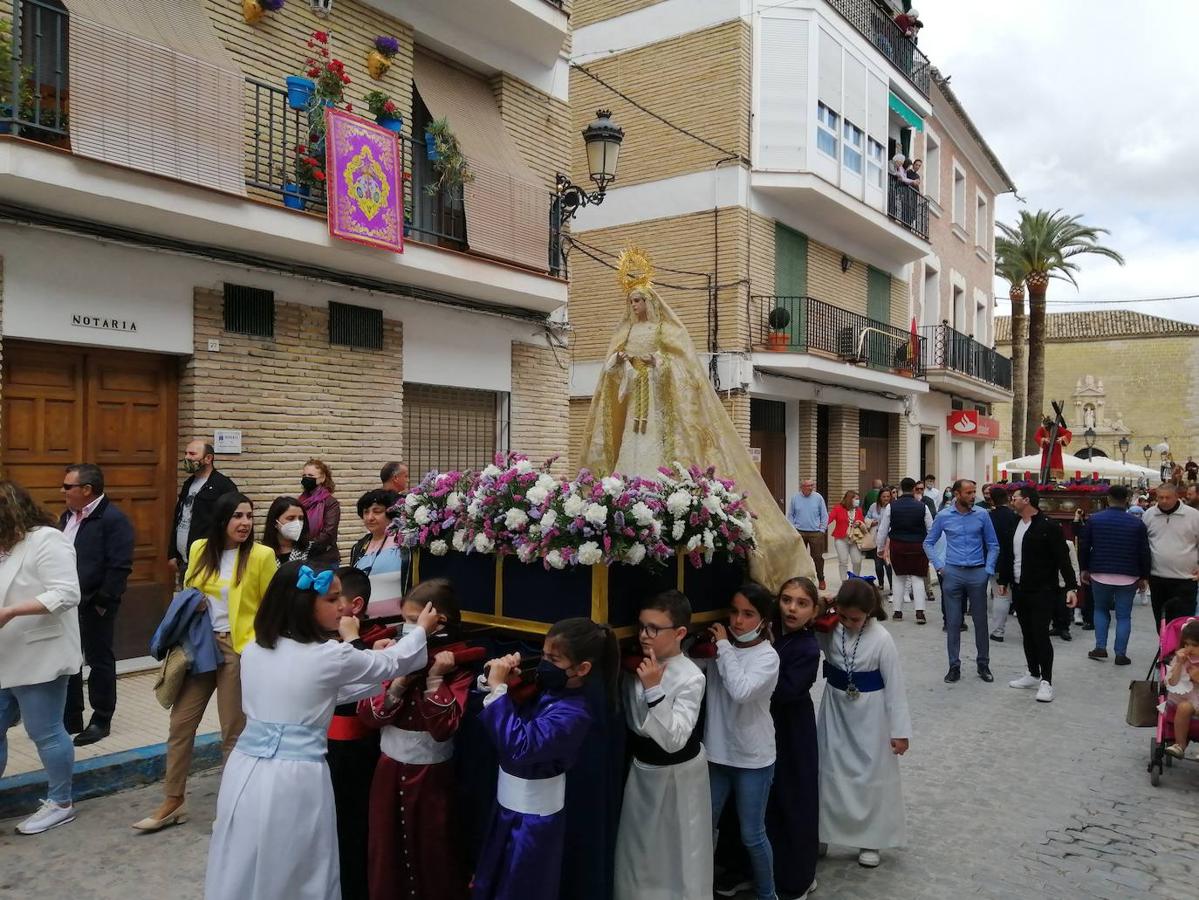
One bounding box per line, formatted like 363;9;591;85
134;492;276;831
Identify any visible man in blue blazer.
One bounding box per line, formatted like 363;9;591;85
59;464;134;746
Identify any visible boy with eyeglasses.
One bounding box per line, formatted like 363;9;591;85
613;590;712;899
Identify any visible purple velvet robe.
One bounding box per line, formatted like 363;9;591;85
766;627;820;895
470;688;593;900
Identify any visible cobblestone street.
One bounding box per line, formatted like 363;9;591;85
3;600;1196;900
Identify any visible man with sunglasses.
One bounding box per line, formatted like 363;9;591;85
59;464;134;745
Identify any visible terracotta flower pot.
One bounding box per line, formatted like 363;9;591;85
367;49;392;80
766;331;789;351
242;0;264;25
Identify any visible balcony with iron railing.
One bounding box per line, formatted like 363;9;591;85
886;174;929;240
825;0;931;97
751;295;925;379
920;322;1013;400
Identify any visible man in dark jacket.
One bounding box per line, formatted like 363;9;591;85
996;486;1078;704
60;464;134;745
1078;484;1151;666
987;486;1020;642
169;440;238;576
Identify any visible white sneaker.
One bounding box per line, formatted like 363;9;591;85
1009;673;1040;689
1035;680;1055;703
858;848;881;867
16;799;76;835
795;879;818;899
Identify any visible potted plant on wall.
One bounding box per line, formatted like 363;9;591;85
364;90;403;133
424;117;473;196
766;306;791;350
291;144;326;208
243;0;285;26
367;35;400;80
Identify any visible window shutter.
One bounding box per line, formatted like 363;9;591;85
329;302;384;351
817;28;842;111
403;384;499;477
757;17;807;170
223;284;275;338
842;54;866;130
774;224;808;297
62;1;246;196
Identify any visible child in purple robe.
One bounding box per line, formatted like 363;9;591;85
471;617;619;900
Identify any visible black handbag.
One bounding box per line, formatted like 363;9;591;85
1126;657;1160;728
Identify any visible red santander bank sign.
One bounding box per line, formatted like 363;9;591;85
947;410;1000;441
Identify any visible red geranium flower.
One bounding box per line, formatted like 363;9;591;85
314;31;329;42
314;171;326;182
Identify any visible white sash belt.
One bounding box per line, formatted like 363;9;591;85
380;727;454;765
496;769;566;816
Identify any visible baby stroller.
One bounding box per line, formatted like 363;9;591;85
1147;615;1199;786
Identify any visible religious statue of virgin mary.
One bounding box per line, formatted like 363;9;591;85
579;247;814;591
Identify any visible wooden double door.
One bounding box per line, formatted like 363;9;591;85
2;342;178;659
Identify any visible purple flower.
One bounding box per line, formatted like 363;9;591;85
374;34;400;57
261;0;286;10
614;511;625;528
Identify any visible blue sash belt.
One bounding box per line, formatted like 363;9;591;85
823;661;884;693
235;718;327;762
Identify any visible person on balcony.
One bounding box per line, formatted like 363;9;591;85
903;159;923;191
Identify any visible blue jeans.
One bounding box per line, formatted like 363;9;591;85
1091;581;1137;656
710;761;775;900
941;564;990;667
0;675;74;804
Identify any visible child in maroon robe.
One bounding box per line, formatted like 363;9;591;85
360;578;472;900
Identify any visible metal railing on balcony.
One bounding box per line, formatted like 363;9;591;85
751;295;924;376
921;323;1012;390
826;0;930;97
1;0;69;140
887;175;929;240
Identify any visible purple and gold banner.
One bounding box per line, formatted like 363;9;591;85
325;108;403;254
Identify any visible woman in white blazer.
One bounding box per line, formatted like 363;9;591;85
0;480;83;835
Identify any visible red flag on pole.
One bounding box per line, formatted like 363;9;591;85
909;317;919;367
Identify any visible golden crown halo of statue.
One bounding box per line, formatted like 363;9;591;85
616;246;655;296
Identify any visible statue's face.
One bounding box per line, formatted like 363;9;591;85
630;293;647;319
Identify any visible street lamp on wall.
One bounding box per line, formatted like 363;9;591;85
555;109;625;223
1084;427;1096;451
1143;444;1154;464
1118;435;1130;464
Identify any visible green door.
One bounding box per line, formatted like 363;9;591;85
773;224;807;347
867;266;893;367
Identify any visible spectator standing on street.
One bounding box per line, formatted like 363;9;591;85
169;440;238;582
829;491;866;584
986;486;1019;643
59;464;134;747
863;479;884;511
1078;485;1150;667
262;496;311;566
1186;456;1199;484
349;489;405;577
380;461;409;495
997;487;1078;704
865;488;894;597
924;479;999;684
878;478;933;624
301;459;342;566
133;492;276;833
1142;483;1199;630
0;480;82;835
788;479;829;590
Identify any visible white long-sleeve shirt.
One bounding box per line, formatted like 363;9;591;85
702;639;779;769
623;653;705;753
875;501;934;550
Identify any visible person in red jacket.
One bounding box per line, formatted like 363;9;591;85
829;491;867;583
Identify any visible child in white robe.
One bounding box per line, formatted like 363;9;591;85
204;561;440;900
816;577;911;869
614;590;711;900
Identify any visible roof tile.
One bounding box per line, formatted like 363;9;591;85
994;310;1199;343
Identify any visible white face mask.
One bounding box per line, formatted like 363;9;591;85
400;622;418;636
732;622;762;643
278;519;304;542
852;499;860;508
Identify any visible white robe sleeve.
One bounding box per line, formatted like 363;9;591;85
635;670;706;753
713;641;779;703
332;627;429;704
878;630;912;740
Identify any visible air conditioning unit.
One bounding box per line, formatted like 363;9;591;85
838;326;864;363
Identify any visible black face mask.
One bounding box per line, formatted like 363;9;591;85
536;659;572;691
301;476;318;492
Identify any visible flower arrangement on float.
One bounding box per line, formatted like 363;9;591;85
387;454;756;570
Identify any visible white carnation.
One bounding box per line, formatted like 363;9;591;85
702;495;724;516
517;542;538;563
624;542;647;565
685;535;702;552
451;530;468;552
503;508;530;531
702;529;716;551
429;539;448;556
630;501;654;526
414;506;432;525
672;521;686;541
536;473;558;492
473;533;494;554
601;476;624;497
546;549;565;570
577;541;603;566
515;459;534;474
666;489;692;517
584;503;608;527
404;492;421;510
563;494;587;518
737;515;755;538
446;491;463;511
526;486;549;507
541;509;558;530
650;520;662;538
467;499;482;517
482;464;502;478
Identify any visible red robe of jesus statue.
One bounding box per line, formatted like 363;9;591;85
1035;424;1072;479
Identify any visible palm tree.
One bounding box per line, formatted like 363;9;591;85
994;239;1029;457
996;210;1124;454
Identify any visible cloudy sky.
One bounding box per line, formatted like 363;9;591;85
915;0;1199;323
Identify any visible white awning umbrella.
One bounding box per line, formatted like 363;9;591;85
998;453;1159;481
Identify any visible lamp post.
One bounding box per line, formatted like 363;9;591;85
1084;427;1096;452
554;109;624;223
1143;444;1153;464
1118;435;1130;464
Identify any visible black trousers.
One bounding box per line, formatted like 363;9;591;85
1149;576;1198;632
1014;584;1055;683
1051;589;1072;633
327;733;380;900
66;602;118;726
